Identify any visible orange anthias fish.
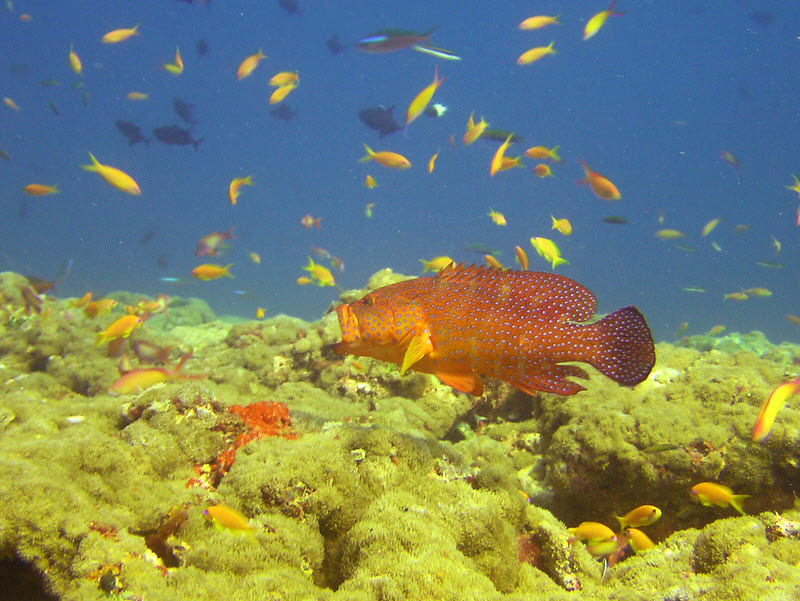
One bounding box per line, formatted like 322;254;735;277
577;159;621;200
109;351;205;394
334;264;655;396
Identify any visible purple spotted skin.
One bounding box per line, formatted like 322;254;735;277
335;264;655;396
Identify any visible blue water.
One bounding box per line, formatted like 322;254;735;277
1;1;798;343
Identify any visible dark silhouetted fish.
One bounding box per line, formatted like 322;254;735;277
196;38;210;57
140;227;157;245
270;104;296;122
481;129;524;144
326;34;345;55
173;98;198;124
359;105;401;138
115;119;151;146
278;0;303;16
153;125;203;150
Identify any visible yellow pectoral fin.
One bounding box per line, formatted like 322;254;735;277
400;331;433;375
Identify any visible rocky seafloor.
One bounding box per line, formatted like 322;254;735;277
0;269;799;601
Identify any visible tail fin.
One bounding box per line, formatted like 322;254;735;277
587;306;655;386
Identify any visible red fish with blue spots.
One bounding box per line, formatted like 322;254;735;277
334;264;655;396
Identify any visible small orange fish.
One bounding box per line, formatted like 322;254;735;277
690;482;748;515
126;92;148;101
3;97;20;111
255;307;265;319
428;150;440;174
229;175;253;205
301;214;321;229
23;184;59;196
249;252;261;264
84;298;118;318
70;292;92;308
533;164;553;178
109;351;204;394
334;264;655;396
577;159;620;200
484;255;503;269
517;41;556;66
525;145;562;162
96;314;143;346
359;143;411;169
752;375;800;442
364;174;378;189
101;24;140;44
720;150;741;170
237;50;267;80
191;263;233;281
514;246;529;270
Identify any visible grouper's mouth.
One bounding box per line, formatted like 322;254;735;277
333;304;361;353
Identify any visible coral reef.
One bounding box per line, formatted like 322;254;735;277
0;270;799;601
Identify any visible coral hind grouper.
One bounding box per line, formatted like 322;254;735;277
334;264;655;396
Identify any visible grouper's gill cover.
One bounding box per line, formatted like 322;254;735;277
334;264;656;396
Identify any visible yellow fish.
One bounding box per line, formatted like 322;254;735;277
518;15;561;30
463;112;489;146
81;152;141;195
488;209;506;226
269;71;299;87
517;42;555;66
614;505;661;530
690;482;748;515
303;257;335;286
101;24;140;44
551;216;572;236
489;134;514;177
162;47;183;75
204;505;256;539
530;237;568;269
420;256;454;273
237;50;267;80
96;315;143;346
428;150;440;174
583;2;624;41
701;218;720;237
405;66;443;126
364;174;378;189
68;44;82;75
752;375;800;442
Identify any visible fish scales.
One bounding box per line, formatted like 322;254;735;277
334;264;655;396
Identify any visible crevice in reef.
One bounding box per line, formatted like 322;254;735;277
0;555;57;601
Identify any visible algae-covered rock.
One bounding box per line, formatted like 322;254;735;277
3;267;800;601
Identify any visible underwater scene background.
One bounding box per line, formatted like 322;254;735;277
1;1;800;601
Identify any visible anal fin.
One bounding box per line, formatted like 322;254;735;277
436;371;484;395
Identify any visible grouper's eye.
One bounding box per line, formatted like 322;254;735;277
362;296;372;307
